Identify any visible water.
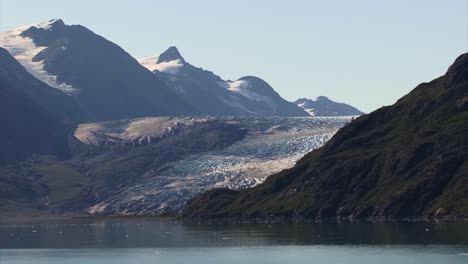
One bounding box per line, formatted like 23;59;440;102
1;219;467;263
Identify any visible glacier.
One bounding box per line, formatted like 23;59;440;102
80;116;353;215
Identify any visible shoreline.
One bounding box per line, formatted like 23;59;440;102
2;214;467;224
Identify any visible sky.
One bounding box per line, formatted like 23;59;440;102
0;0;467;112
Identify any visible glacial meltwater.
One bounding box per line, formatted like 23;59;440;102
1;219;467;263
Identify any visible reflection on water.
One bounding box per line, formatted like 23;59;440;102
0;220;467;264
1;219;468;248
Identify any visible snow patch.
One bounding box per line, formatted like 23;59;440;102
138;55;184;74
74;117;210;146
227;80;274;106
33;18;62;31
303;108;316;116
296;102;316;116
0;20;77;93
86;202;109;214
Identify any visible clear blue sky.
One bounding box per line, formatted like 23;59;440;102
1;0;466;112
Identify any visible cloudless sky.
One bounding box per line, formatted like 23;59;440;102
0;0;467;112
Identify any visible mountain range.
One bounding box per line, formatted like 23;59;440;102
0;19;363;164
5;19;460;220
0;19;362;121
0;19;200;122
0;19;362;215
183;53;468;220
139;46;309;116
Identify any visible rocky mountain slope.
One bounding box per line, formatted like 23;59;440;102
295;96;364;116
0;19;200;122
0;19;360;120
139;47;308;117
0;47;78;164
183;53;468;220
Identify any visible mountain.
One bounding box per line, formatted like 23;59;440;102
0;47;77;164
183;53;468;220
139;47;309;117
295;96;364;116
0;19;200;122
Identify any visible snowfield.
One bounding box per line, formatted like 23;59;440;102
138;55;184;74
78;116;353;215
226;79;274;106
0;19;77;93
75;116;209;145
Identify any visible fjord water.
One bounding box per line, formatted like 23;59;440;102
1;220;467;263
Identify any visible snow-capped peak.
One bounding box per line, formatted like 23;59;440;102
157;46;185;64
138;47;186;75
0;19;76;93
31;18;64;31
226;79;274;106
295;97;364;117
4;18;65;33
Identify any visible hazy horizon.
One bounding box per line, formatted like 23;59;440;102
0;0;466;112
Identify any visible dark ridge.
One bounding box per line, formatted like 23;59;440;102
183;53;468;220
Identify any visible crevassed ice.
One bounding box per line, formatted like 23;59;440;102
0;20;77;93
82;116;353;215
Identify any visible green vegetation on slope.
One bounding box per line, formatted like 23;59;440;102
0;156;89;215
183;53;468;220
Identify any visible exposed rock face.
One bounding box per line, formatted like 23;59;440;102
157;46;186;64
183;53;468;220
456;96;468;111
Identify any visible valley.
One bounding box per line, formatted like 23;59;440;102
1;116;352;216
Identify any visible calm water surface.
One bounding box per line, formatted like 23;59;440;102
1;219;467;263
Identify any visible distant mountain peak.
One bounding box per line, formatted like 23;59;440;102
46;18;65;27
157;46;185;64
295;97;364;116
315;96;330;101
27;18;65;31
138;47;186;74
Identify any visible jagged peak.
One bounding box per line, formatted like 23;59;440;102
27;18;65;31
157;46;185;64
1;18;66;35
138;48;185;74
